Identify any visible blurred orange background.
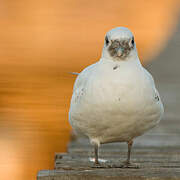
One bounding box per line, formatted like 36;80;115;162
0;0;179;179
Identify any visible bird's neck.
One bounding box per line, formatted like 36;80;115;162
100;51;142;68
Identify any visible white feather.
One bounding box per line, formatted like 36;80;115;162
69;27;164;147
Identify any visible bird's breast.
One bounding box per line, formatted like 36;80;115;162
69;63;163;142
83;65;161;117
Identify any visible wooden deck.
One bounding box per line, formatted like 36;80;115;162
37;21;180;180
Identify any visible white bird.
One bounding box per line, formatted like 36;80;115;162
69;27;164;168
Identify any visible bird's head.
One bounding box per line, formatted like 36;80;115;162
102;27;137;61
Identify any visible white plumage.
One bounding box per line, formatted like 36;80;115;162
69;27;164;167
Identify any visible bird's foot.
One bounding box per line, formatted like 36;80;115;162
91;162;139;168
90;161;123;168
121;161;140;169
89;158;139;169
91;162;113;168
89;157;110;168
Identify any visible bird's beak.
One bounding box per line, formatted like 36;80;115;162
116;47;124;57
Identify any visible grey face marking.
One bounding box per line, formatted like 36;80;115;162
107;37;134;60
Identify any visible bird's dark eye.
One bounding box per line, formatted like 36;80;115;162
105;36;109;46
131;38;134;46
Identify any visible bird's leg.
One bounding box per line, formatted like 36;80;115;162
127;140;133;164
91;144;105;168
122;140;139;168
91;144;112;168
94;144;99;165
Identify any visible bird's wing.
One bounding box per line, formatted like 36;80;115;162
73;63;97;92
143;67;161;98
143;68;155;85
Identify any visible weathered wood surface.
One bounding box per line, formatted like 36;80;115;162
38;129;180;180
37;21;180;180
